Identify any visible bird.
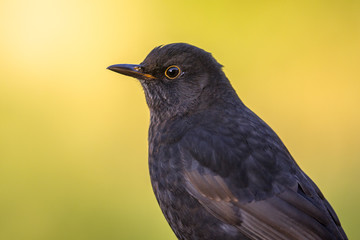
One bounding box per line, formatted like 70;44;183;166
107;43;347;240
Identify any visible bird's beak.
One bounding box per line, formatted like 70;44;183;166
107;64;156;80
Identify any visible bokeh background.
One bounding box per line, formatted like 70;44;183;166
0;0;359;239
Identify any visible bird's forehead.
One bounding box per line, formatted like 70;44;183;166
140;43;222;73
142;46;194;69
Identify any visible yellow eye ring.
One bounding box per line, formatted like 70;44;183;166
165;65;181;79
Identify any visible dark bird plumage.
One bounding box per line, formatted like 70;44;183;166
108;43;347;240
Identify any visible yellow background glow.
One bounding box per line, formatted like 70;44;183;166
0;0;359;239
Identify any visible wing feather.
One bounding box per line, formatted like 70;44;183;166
184;168;342;240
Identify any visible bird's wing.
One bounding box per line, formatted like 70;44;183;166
184;166;339;240
179;128;347;240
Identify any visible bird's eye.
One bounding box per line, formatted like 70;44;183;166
165;65;181;79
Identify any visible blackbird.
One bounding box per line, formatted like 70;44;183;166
107;43;347;240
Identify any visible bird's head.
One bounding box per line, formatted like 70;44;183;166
108;43;236;119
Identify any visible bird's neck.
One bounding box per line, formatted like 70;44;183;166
149;81;243;123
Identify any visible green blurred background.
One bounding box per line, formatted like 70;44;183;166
0;0;359;239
